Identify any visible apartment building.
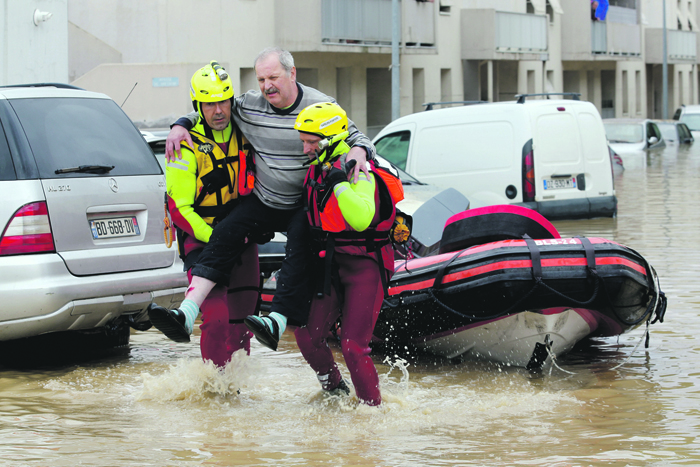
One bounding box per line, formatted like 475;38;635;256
2;0;698;132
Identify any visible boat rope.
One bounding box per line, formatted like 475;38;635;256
545;345;576;375
610;320;650;371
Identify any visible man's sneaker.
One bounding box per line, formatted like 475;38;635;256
147;304;190;343
328;378;351;396
244;315;280;351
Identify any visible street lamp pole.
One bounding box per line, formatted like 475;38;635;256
663;0;668;119
391;0;400;121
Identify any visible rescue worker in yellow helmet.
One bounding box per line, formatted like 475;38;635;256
148;62;258;367
289;102;397;406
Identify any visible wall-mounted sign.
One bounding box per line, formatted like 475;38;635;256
152;77;179;88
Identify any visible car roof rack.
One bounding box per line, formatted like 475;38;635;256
0;83;85;90
515;92;581;104
422;100;489;111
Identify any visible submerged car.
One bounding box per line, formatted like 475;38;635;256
653;120;694;145
603;118;666;153
673;104;700;138
0;84;188;346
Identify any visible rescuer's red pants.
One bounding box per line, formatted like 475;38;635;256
295;253;385;406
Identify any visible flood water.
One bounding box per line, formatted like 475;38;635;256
1;142;699;467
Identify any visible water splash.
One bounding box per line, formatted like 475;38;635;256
136;350;261;402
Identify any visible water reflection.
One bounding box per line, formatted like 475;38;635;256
2;142;700;465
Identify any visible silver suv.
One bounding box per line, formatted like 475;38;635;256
0;84;187;346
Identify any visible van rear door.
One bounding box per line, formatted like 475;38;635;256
530;103;587;205
574;104;615;210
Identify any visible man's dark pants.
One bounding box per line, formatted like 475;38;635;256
191;195;313;326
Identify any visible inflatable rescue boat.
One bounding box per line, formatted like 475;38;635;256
261;203;667;369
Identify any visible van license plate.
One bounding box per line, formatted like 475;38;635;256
543;178;576;190
90;217;140;239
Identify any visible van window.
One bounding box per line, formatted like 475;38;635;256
9;97;162;179
0;122;16;181
413;121;514;176
578;112;608;163
375;131;410;170
535;113;582;164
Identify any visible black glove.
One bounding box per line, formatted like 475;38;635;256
318;167;349;211
344;159;357;174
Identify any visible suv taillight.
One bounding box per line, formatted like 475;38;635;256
522;144;535;203
0;202;55;255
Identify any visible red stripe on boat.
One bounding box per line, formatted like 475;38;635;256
389;255;646;294
394;237;628;274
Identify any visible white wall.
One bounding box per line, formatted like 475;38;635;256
0;0;68;85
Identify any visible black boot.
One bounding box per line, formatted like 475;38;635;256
244;315;280;351
147;303;190;343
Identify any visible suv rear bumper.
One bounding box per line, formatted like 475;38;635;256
0;253;188;341
519;195;617;221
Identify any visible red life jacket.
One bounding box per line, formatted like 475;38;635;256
304;157;397;296
234;128;256;196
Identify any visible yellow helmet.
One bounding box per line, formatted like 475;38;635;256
294;102;348;139
190;61;234;117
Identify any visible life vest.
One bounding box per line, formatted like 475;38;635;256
186;130;241;223
235;128;256;196
304;155;397;296
172;124;249;264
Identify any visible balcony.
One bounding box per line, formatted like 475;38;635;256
319;0;434;47
645;29;697;64
461;9;548;61
591;21;641;56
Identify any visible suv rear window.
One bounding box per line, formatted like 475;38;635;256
0;122;16;180
9;97;161;179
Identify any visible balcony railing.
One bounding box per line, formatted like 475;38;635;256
591;20;640;56
495;11;547;52
322;0;393;45
668;30;697;60
321;0;435;47
591;20;606;54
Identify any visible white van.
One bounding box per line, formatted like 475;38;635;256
372;95;617;220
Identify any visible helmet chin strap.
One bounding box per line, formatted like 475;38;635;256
302;131;349;167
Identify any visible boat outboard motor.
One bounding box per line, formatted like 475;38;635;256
404;188;470;257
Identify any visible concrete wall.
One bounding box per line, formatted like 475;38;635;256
1;0;68;85
559;0;593;61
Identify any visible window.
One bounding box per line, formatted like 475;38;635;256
657;124;677;141
647;122;662;141
0;122;16;180
439;0;451;14
374;131;411;170
9;98;161;179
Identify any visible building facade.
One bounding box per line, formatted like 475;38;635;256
1;0;698;134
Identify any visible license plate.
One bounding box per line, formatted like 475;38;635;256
90;216;140;239
543;177;576;190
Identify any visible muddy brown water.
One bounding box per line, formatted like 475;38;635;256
1;143;699;466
